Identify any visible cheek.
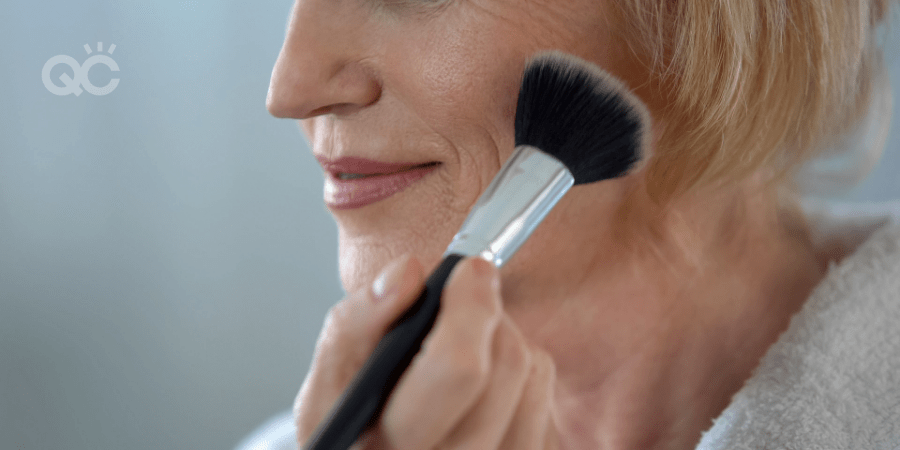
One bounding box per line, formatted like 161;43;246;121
383;11;529;159
299;119;319;147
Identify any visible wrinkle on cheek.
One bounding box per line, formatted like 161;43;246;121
417;120;500;219
464;0;508;22
466;0;566;47
413;33;516;191
393;104;479;218
432;167;469;220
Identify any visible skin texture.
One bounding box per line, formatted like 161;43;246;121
267;0;827;448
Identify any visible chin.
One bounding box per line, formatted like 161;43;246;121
336;223;451;295
337;235;393;294
333;183;469;293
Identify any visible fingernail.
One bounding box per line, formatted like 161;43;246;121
372;255;411;302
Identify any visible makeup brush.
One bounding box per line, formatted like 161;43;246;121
304;51;651;450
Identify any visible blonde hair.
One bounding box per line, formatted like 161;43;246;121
612;0;896;203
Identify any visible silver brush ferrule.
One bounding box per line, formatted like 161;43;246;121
444;145;574;267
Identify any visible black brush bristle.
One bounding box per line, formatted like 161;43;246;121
515;51;650;185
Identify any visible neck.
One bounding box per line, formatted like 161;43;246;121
499;179;824;450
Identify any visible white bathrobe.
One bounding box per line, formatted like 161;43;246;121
697;201;900;450
237;201;900;450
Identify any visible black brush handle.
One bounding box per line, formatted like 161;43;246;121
303;253;465;450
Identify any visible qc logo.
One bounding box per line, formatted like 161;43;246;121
42;42;119;96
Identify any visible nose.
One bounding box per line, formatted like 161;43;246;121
267;0;381;119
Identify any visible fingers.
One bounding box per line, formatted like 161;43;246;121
381;257;560;450
319;254;425;361
441;316;533;450
295;254;425;444
312;254;424;385
296;254;561;450
381;257;504;449
498;349;558;450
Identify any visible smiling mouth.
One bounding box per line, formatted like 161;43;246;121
334;162;441;180
322;160;442;210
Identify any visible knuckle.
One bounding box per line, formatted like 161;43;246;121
431;317;499;388
323;300;351;331
472;272;503;315
429;342;490;393
381;415;424;450
309;298;373;386
450;345;490;388
381;399;440;450
497;318;532;374
447;258;502;311
316;299;357;351
532;349;557;387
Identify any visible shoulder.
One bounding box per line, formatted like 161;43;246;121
699;200;900;450
234;410;297;450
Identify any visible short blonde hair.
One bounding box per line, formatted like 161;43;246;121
613;0;896;203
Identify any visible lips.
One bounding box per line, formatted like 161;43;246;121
316;156;440;210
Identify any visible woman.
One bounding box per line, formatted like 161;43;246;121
242;0;900;448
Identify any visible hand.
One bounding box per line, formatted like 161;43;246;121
295;255;560;450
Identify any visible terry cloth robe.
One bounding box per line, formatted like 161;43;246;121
697;201;900;450
236;201;900;450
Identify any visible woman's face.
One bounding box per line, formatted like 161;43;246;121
268;0;643;293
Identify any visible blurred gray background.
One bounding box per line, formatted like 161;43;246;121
0;1;898;449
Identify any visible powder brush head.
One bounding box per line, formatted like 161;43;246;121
515;51;651;185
